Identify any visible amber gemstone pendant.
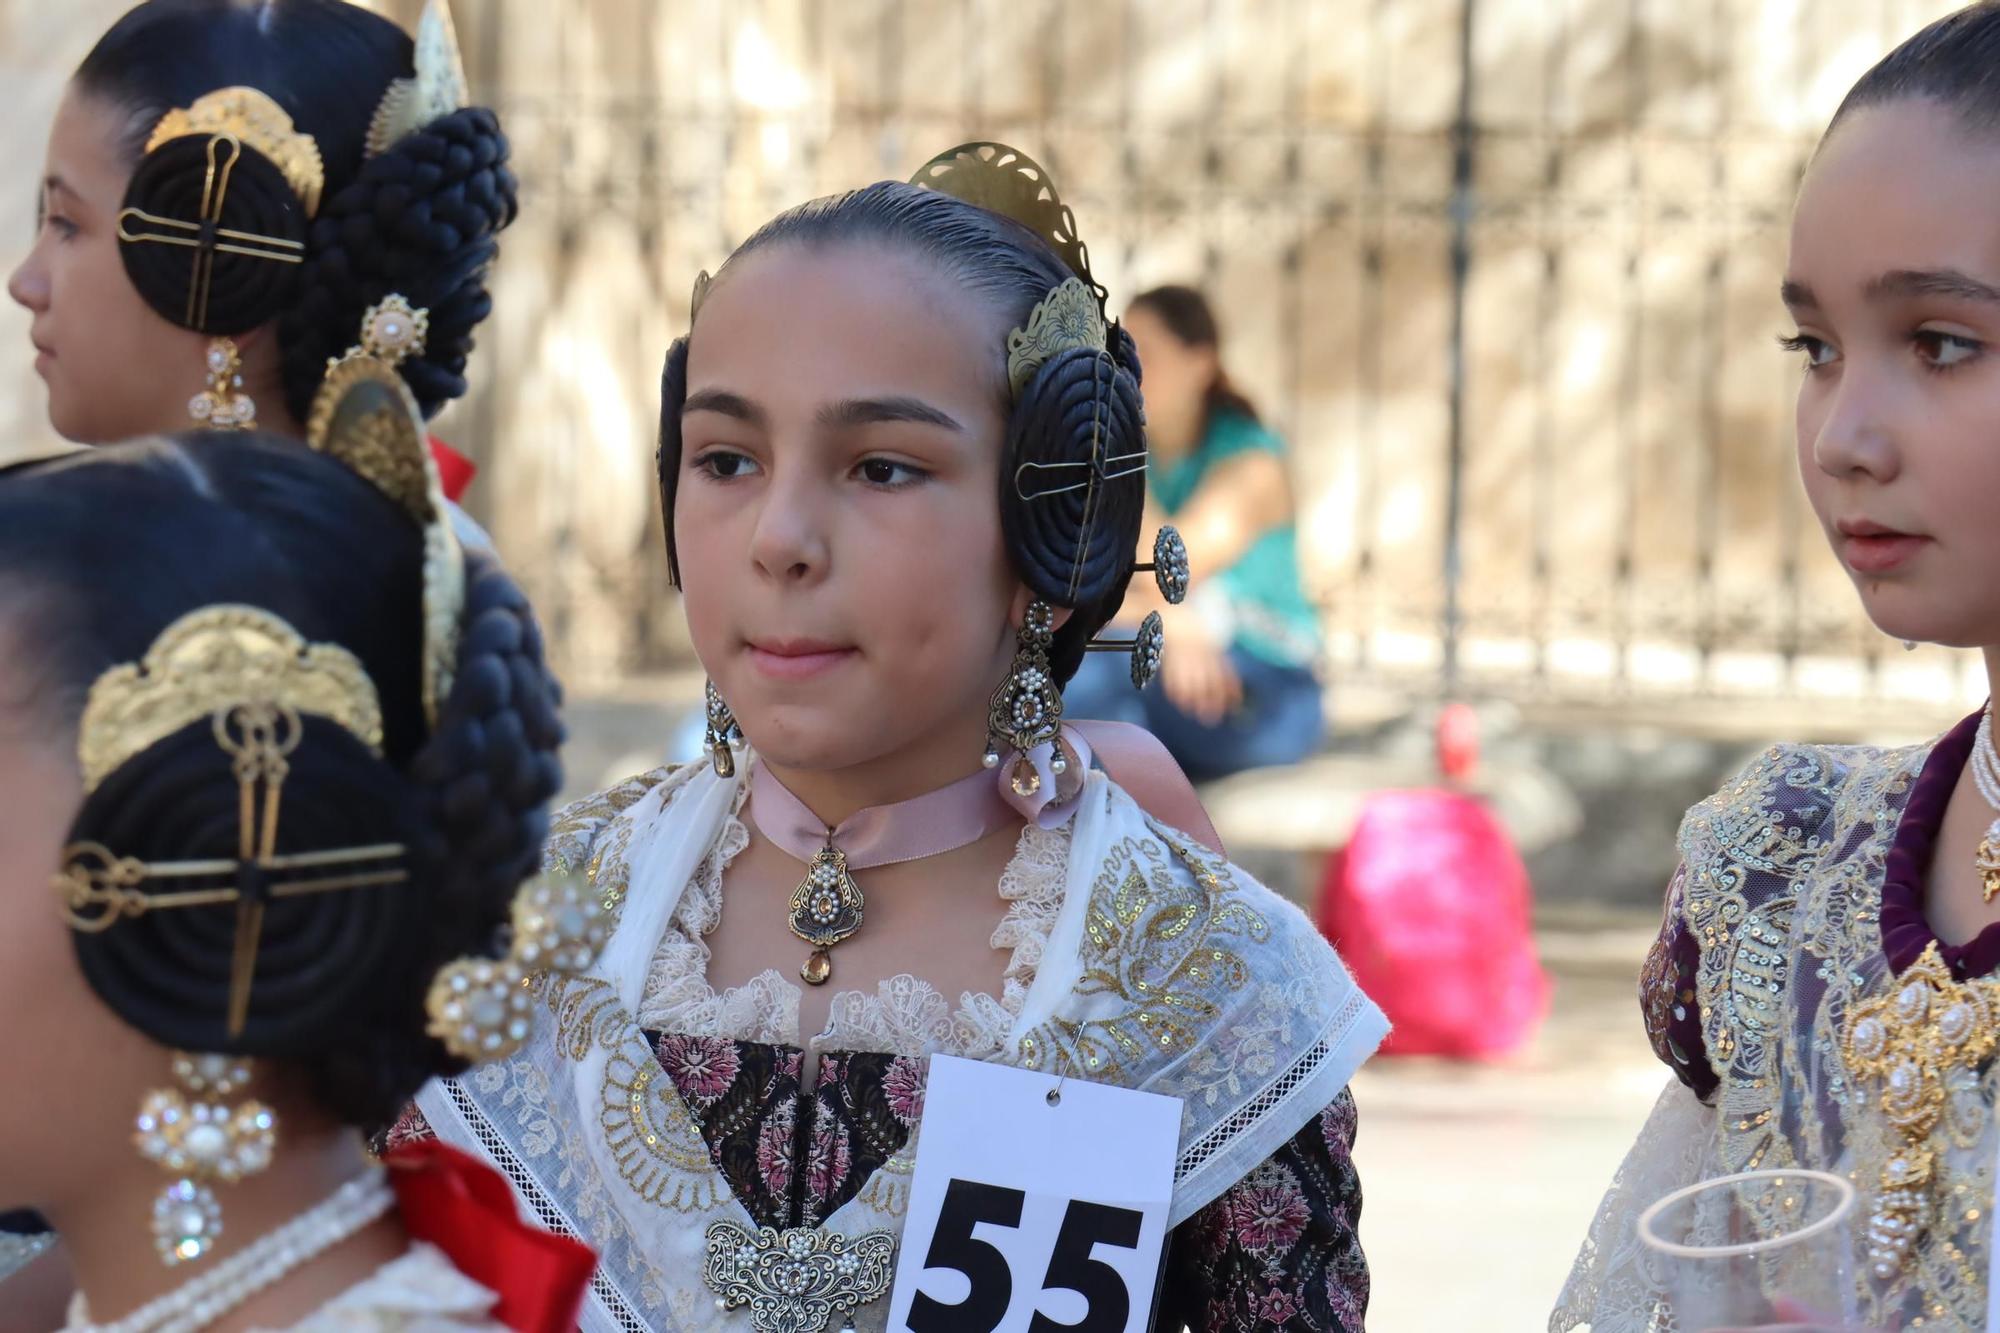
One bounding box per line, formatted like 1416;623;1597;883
788;844;865;986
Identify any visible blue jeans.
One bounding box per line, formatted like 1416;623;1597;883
1060;647;1325;783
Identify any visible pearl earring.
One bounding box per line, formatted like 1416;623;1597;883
188;338;256;430
135;1054;277;1265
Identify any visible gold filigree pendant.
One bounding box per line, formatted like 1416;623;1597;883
1977;830;2000;904
1842;942;2000;1280
702;1222;895;1332
788;846;864;987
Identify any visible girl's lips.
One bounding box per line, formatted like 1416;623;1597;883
1839;532;1929;576
745;642;857;680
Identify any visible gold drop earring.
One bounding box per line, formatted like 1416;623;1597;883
188;337;256;430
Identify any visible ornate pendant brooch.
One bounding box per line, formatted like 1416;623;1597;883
703;1221;895;1332
1842;942;2000;1280
787;844;865;986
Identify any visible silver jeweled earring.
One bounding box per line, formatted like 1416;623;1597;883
704;679;743;778
984;599;1065;797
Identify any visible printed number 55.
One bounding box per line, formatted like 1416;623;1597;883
903;1178;1145;1333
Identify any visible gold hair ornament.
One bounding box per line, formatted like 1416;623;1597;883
1005;276;1108;399
117;134;305;331
56;607;408;1038
911;142;1107;313
307;295;462;724
75;605;382;794
367;0;469;157
425;873;607;1062
145;86;325;218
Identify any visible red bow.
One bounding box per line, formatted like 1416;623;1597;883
385;1140;595;1333
427;436;476;504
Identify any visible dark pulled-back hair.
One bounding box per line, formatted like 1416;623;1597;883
1829;1;2000;138
75;0;517;424
1128;284;1262;436
656;180;1148;685
0;434;563;1129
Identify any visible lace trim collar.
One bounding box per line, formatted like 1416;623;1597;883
636;775;1070;1059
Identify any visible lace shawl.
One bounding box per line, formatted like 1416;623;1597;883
1549;738;2000;1332
417;759;1385;1333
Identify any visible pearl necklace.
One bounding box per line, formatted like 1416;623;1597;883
69;1170;394;1333
1971;707;2000;903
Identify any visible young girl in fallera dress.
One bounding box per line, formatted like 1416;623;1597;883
1557;5;2000;1329
393;145;1388;1332
6;0;513;521
0;414;591;1329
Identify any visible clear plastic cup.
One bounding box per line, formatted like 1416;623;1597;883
1637;1168;1859;1331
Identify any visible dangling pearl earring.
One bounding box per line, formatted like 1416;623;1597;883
188;338;256;430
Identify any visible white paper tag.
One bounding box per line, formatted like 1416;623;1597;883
884;1055;1181;1333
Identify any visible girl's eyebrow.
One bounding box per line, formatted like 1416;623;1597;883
816;396;964;433
683;389;763;427
1866;267;2000;304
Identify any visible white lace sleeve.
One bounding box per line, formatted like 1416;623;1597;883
1551;1079;1718;1333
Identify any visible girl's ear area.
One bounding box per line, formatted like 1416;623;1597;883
1008;583;1075;632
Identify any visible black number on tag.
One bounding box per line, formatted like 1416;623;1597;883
1026;1200;1145;1332
904;1178;1027;1332
904;1181;1148;1332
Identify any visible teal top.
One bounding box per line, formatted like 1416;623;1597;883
1151;409;1321;669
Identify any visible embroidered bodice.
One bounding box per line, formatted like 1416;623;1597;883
409;760;1386;1332
1558;715;2000;1332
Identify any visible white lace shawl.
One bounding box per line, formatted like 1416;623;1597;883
417;759;1386;1333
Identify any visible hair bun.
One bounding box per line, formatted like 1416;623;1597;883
1001;340;1148;613
117;135;309;335
68;716;426;1061
279;106;519;424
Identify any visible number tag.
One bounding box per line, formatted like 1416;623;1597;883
885;1055;1181;1333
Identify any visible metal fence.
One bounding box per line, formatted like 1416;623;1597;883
454;0;1980;705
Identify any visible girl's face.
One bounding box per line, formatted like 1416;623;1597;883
0;639;160;1211
7;85;213;444
1786;97;2000;649
674;241;1028;777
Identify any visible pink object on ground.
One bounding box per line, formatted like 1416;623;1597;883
1315;709;1548;1058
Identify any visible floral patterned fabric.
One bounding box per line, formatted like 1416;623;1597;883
1161;1088;1368;1332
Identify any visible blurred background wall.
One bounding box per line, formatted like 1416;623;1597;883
1;0;1979;711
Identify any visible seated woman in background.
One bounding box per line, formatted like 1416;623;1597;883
1062;285;1326;782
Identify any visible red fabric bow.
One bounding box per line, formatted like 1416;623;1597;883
427;436;476;503
385;1139;595;1333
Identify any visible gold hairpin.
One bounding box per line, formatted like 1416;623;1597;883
145;87;324;218
77;606;383;795
306;295;462;725
367;0;469;157
117;136;305;332
58;607;407;1038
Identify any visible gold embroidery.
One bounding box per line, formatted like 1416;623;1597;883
600;1049;725;1213
1018;826;1266;1079
1843;943;2000;1282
